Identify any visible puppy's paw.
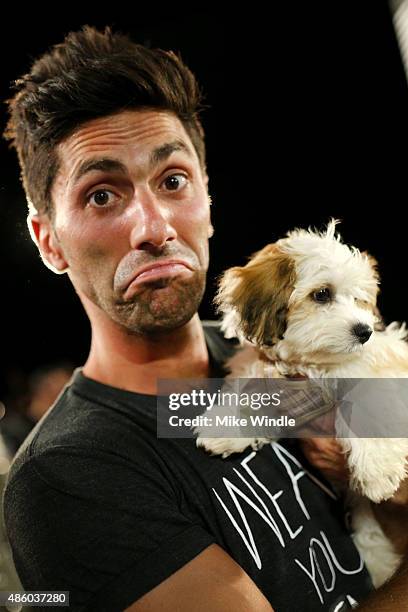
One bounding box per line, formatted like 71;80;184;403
341;438;408;502
354;469;407;503
196;436;266;458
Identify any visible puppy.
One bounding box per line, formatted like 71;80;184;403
197;220;408;587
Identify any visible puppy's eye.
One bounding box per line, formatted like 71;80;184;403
313;288;332;303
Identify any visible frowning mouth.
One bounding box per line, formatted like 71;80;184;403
123;260;193;298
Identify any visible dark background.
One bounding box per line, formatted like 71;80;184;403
1;4;407;399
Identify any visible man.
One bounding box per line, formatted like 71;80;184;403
2;25;408;611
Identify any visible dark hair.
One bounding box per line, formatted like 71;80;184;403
4;25;206;216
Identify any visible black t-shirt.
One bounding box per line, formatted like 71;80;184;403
3;322;373;611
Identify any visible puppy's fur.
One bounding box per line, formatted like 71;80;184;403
197;220;408;587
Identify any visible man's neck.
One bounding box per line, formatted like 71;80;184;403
83;313;210;394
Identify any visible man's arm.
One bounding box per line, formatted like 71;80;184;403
125;544;273;611
356;558;408;611
357;480;408;610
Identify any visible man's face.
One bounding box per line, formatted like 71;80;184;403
36;109;212;334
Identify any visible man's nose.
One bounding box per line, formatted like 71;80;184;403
129;194;177;251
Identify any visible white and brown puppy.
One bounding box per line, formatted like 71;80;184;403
197;220;408;586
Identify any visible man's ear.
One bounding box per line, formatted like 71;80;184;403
203;169;209;188
28;214;68;274
204;175;213;237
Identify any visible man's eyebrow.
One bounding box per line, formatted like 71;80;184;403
149;140;192;166
72;140;192;186
73;158;128;186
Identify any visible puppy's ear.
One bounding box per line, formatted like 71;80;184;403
215;244;296;346
372;305;386;332
363;252;380;284
362;251;385;331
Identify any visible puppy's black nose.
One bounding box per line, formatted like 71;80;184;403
352;323;373;344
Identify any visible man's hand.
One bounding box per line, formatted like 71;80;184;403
299;437;350;489
300;438;408;533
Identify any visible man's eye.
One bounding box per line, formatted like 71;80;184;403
87;189;117;207
162;174;188;192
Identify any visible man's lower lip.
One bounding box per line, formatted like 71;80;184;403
124;264;192;296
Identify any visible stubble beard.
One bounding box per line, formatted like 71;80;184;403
94;270;207;336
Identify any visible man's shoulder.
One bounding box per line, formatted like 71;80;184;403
6;322;240;487
3;382;165;510
202;319;240;375
4;385;87;483
5;377;142;485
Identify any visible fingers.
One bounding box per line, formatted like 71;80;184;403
300;438;350;485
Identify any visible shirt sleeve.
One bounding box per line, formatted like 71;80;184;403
3;445;215;612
